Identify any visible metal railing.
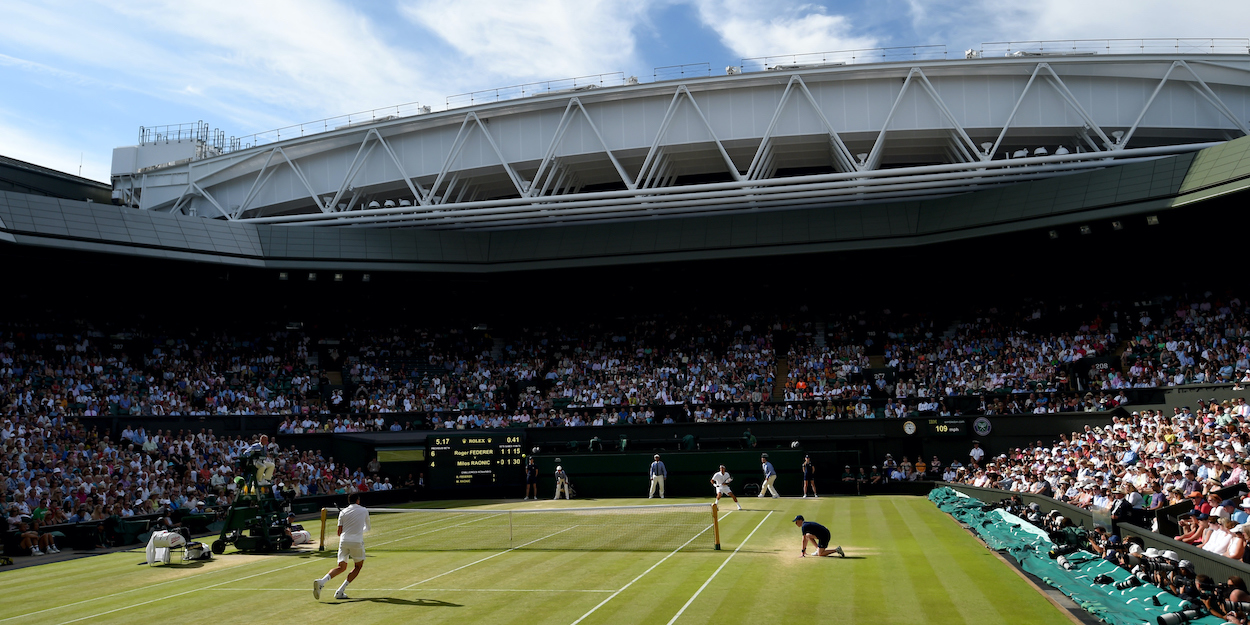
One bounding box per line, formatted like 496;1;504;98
139;121;223;149
980;38;1250;57
653;63;711;81
224;101;430;153
740;45;948;72
135;37;1248;163
445;72;626;109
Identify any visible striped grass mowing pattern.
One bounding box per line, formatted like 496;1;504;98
0;496;1072;625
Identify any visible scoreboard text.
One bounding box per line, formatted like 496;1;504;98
426;434;524;488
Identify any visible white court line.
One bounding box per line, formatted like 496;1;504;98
365;513;499;549
399;525;579;590
665;510;773;625
207;587;614;593
55;559;317;625
569;511;732;625
0;554;281;624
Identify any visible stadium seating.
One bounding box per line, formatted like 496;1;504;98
3;291;1249;555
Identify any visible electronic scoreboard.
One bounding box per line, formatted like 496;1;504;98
426;433;525;488
926;418;968;436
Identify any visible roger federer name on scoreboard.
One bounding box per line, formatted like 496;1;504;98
454;449;497;456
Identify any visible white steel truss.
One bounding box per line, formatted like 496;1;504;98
634;85;743;188
121;56;1250;229
746;75;858;178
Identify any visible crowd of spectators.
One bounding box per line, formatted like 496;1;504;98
946;397;1250;566
2;293;1249;430
1116;295;1250;388
0;324;325;419
0;408;399;555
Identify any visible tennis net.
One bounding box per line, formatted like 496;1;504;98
319;503;723;552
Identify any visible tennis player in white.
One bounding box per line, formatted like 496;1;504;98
711;465;742;510
314;493;370;600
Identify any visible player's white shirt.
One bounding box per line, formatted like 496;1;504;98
337;503;371;543
712;471;733;493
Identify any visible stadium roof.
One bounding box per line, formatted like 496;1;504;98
0;154;112;204
3;134;1250;272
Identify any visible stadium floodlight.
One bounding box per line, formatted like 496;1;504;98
361;273;371;282
1034;147;1048;156
278;272;288;281
383;200;396;208
307;272;317;281
368;200;381;209
400;199;412;207
1112;130;1125;144
1079;225;1092;235
1055;145;1070;155
626;75;640;85
981;142;993;154
1146;215;1160;225
1111;221;1123;230
334;273;344;282
725;66;742;75
1048;230;1059;239
1012;149;1028;159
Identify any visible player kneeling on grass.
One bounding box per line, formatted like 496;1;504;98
315;493;371;601
285;513;313;546
711;465;742;510
793;515;844;558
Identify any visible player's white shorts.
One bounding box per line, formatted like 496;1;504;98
716;485;733;495
337;540;366;563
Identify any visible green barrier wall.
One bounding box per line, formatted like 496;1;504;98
930;487;1227;625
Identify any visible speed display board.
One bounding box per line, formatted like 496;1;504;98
426;433;524;488
927;418;968;436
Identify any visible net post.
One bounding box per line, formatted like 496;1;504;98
712;503;721;550
318;507;328;551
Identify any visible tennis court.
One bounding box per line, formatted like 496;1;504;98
1;496;1074;625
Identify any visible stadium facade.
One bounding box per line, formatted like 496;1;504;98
2;39;1250;272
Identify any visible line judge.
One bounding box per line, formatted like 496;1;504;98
649;454;667;499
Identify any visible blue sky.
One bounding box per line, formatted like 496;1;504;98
1;0;1246;182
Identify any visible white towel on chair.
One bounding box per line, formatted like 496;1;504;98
147;530;187;565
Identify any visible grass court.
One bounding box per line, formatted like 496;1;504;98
2;496;1074;625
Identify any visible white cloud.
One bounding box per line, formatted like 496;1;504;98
689;1;879;59
0;0;435;131
1004;0;1250;41
0;115;111;182
397;0;654;82
904;0;1250;53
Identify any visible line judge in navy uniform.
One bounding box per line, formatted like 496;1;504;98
649;455;667;499
793;515;844;558
524;457;539;500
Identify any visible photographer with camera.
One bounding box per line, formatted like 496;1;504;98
1201;575;1250;624
1163;558;1197;601
1086;526;1111;558
1128;549;1181;590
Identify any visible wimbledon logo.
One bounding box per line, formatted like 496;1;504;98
972;417;992;437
